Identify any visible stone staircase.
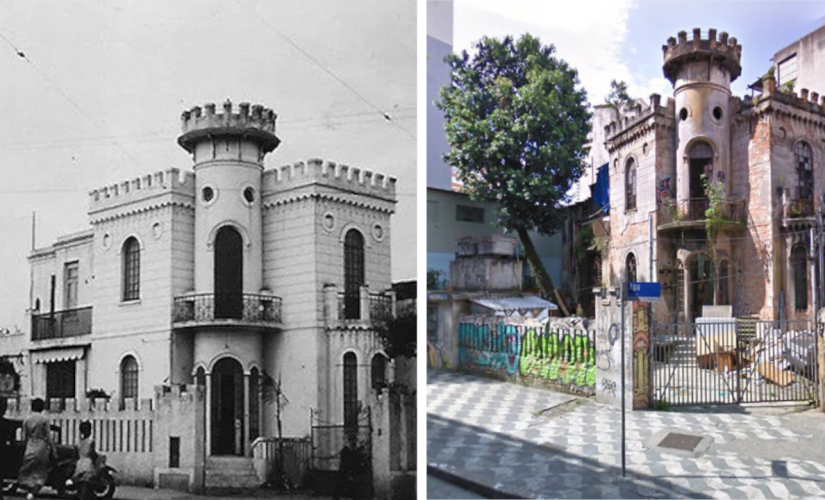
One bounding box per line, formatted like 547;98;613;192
205;456;261;491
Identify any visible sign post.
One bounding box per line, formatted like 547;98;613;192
621;281;660;477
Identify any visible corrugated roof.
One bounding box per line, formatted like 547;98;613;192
472;296;558;311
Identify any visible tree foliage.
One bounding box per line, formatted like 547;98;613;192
605;79;632;122
437;34;592;307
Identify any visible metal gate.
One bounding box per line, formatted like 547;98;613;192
309;407;372;496
652;319;819;406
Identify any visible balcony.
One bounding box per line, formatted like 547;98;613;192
171;293;282;329
781;191;816;228
32;307;92;341
325;285;402;328
658;198;746;232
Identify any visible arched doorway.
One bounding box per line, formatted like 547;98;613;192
688;142;714;199
214;226;243;319
211;357;244;456
689;254;715;321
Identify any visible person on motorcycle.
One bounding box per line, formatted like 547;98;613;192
18;398;54;500
66;420;98;500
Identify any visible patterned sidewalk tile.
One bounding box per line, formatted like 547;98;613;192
427;370;825;499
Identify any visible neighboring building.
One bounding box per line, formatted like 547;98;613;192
1;101;412;493
427;0;454;191
773;24;825;94
604;28;825;323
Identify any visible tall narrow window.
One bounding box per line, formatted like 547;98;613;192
793;246;808;311
625;253;637;283
675;261;685;322
122;237;140;301
64;262;79;310
371;353;388;391
249;368;260;441
344;230;365;320
343;352;358;430
625;159;637;211
121;355;139;402
795;141;813;201
718;261;730;306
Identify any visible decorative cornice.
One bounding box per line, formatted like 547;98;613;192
263;192;395;214
90;200;194;224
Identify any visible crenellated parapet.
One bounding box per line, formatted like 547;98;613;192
605;93;675;148
261;158;397;202
178;99;280;154
88;168;196;216
663;28;742;84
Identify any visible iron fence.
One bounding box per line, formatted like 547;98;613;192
251;437;312;488
31;307;92;341
652;319;818;406
172;293;281;325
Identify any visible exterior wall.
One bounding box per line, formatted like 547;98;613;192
773;24;825;95
426;0;453;191
426;188;563;288
29;230;94;315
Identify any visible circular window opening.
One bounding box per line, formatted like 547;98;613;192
679;108;688;121
243;187;255;204
713;106;724;121
202;186;214;202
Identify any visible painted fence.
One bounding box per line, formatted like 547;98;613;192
458;319;597;394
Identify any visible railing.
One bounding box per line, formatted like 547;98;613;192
31;306;92;341
172;293;282;325
659;198;746;227
785;197;815;219
326;286;411;327
251;437;312;488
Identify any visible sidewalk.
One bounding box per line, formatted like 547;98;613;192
114;486;331;500
427;370;825;499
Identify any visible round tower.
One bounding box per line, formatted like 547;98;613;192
178;100;280;297
663;28;742;204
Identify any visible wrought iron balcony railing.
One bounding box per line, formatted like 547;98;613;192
785;197;815;219
658;198;746;229
172;293;282;326
31;307;92;341
336;291;393;322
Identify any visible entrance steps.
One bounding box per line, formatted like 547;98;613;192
205;456;261;491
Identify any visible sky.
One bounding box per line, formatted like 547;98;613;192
453;0;825;105
0;0;416;329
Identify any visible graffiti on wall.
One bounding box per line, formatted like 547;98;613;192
656;177;673;205
458;321;596;394
427;340;451;370
632;302;650;409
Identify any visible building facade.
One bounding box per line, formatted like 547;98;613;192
605;28;825;323
14;101;400;462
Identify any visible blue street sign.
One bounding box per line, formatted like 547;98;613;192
626;282;661;302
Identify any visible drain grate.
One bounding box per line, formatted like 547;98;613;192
658;432;703;452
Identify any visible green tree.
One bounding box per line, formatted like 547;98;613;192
437;34;592;313
605;79;632;123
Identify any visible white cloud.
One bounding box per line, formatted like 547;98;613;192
454;0;671;105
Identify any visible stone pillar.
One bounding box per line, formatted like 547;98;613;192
243;373;250;457
631;301;651;409
360;286;371;322
205;372;212;456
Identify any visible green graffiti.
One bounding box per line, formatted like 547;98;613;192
585;364;596;386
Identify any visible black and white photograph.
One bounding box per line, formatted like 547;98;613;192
0;1;417;499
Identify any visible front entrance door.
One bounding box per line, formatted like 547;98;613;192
214;226;243;319
211;357;244;455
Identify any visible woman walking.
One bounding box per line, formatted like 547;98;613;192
18;398;53;500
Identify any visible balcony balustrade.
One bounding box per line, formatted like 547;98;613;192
31;307;92;341
172;293;282;328
658;198;745;231
325;285;410;327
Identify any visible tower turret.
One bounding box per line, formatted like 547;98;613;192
178;100;279;297
663;29;741;205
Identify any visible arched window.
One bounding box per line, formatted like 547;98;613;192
120;355;139;402
249;367;260;441
688;141;714;200
625;158;637;211
194;366;206;387
122;237;140;301
795;142;813;201
793;246;808;311
371;353;388;391
344;230;365;320
214;226;243;319
625;253;637;283
343;352;358;430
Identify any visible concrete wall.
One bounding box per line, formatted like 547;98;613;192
773;24;825;95
426;0;453;191
29;230;94;314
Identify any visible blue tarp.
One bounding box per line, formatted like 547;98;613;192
592;163;609;215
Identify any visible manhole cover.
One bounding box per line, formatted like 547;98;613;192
658;432;703;452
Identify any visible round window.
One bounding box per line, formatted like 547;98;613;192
712;106;724;121
202;186;215;203
679;108;688;121
243;187;255;204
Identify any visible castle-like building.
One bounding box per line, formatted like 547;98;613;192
16;100;399;462
605;29;824;323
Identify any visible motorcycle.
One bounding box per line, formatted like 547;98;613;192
0;423;116;499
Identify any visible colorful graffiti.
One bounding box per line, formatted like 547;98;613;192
632;303;651;409
427;340;451;370
458;321;596;393
656;177;673;205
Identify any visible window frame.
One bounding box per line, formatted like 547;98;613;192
122;237;141;302
625;158;637;212
64;261;79;310
120;355;139;403
795;141;813;201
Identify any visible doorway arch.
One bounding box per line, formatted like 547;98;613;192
211;357;244;456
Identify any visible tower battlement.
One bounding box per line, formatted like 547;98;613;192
663;28;742;84
262;158;397;201
88;168;196;213
178;100;280;154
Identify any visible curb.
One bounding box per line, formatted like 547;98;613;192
427;465;521;499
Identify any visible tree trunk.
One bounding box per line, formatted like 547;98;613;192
514;226;570;316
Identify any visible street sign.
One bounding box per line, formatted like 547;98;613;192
626;282;661;302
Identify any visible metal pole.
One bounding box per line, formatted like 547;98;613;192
818;207;824;410
812;227;818;326
620;281;626;477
